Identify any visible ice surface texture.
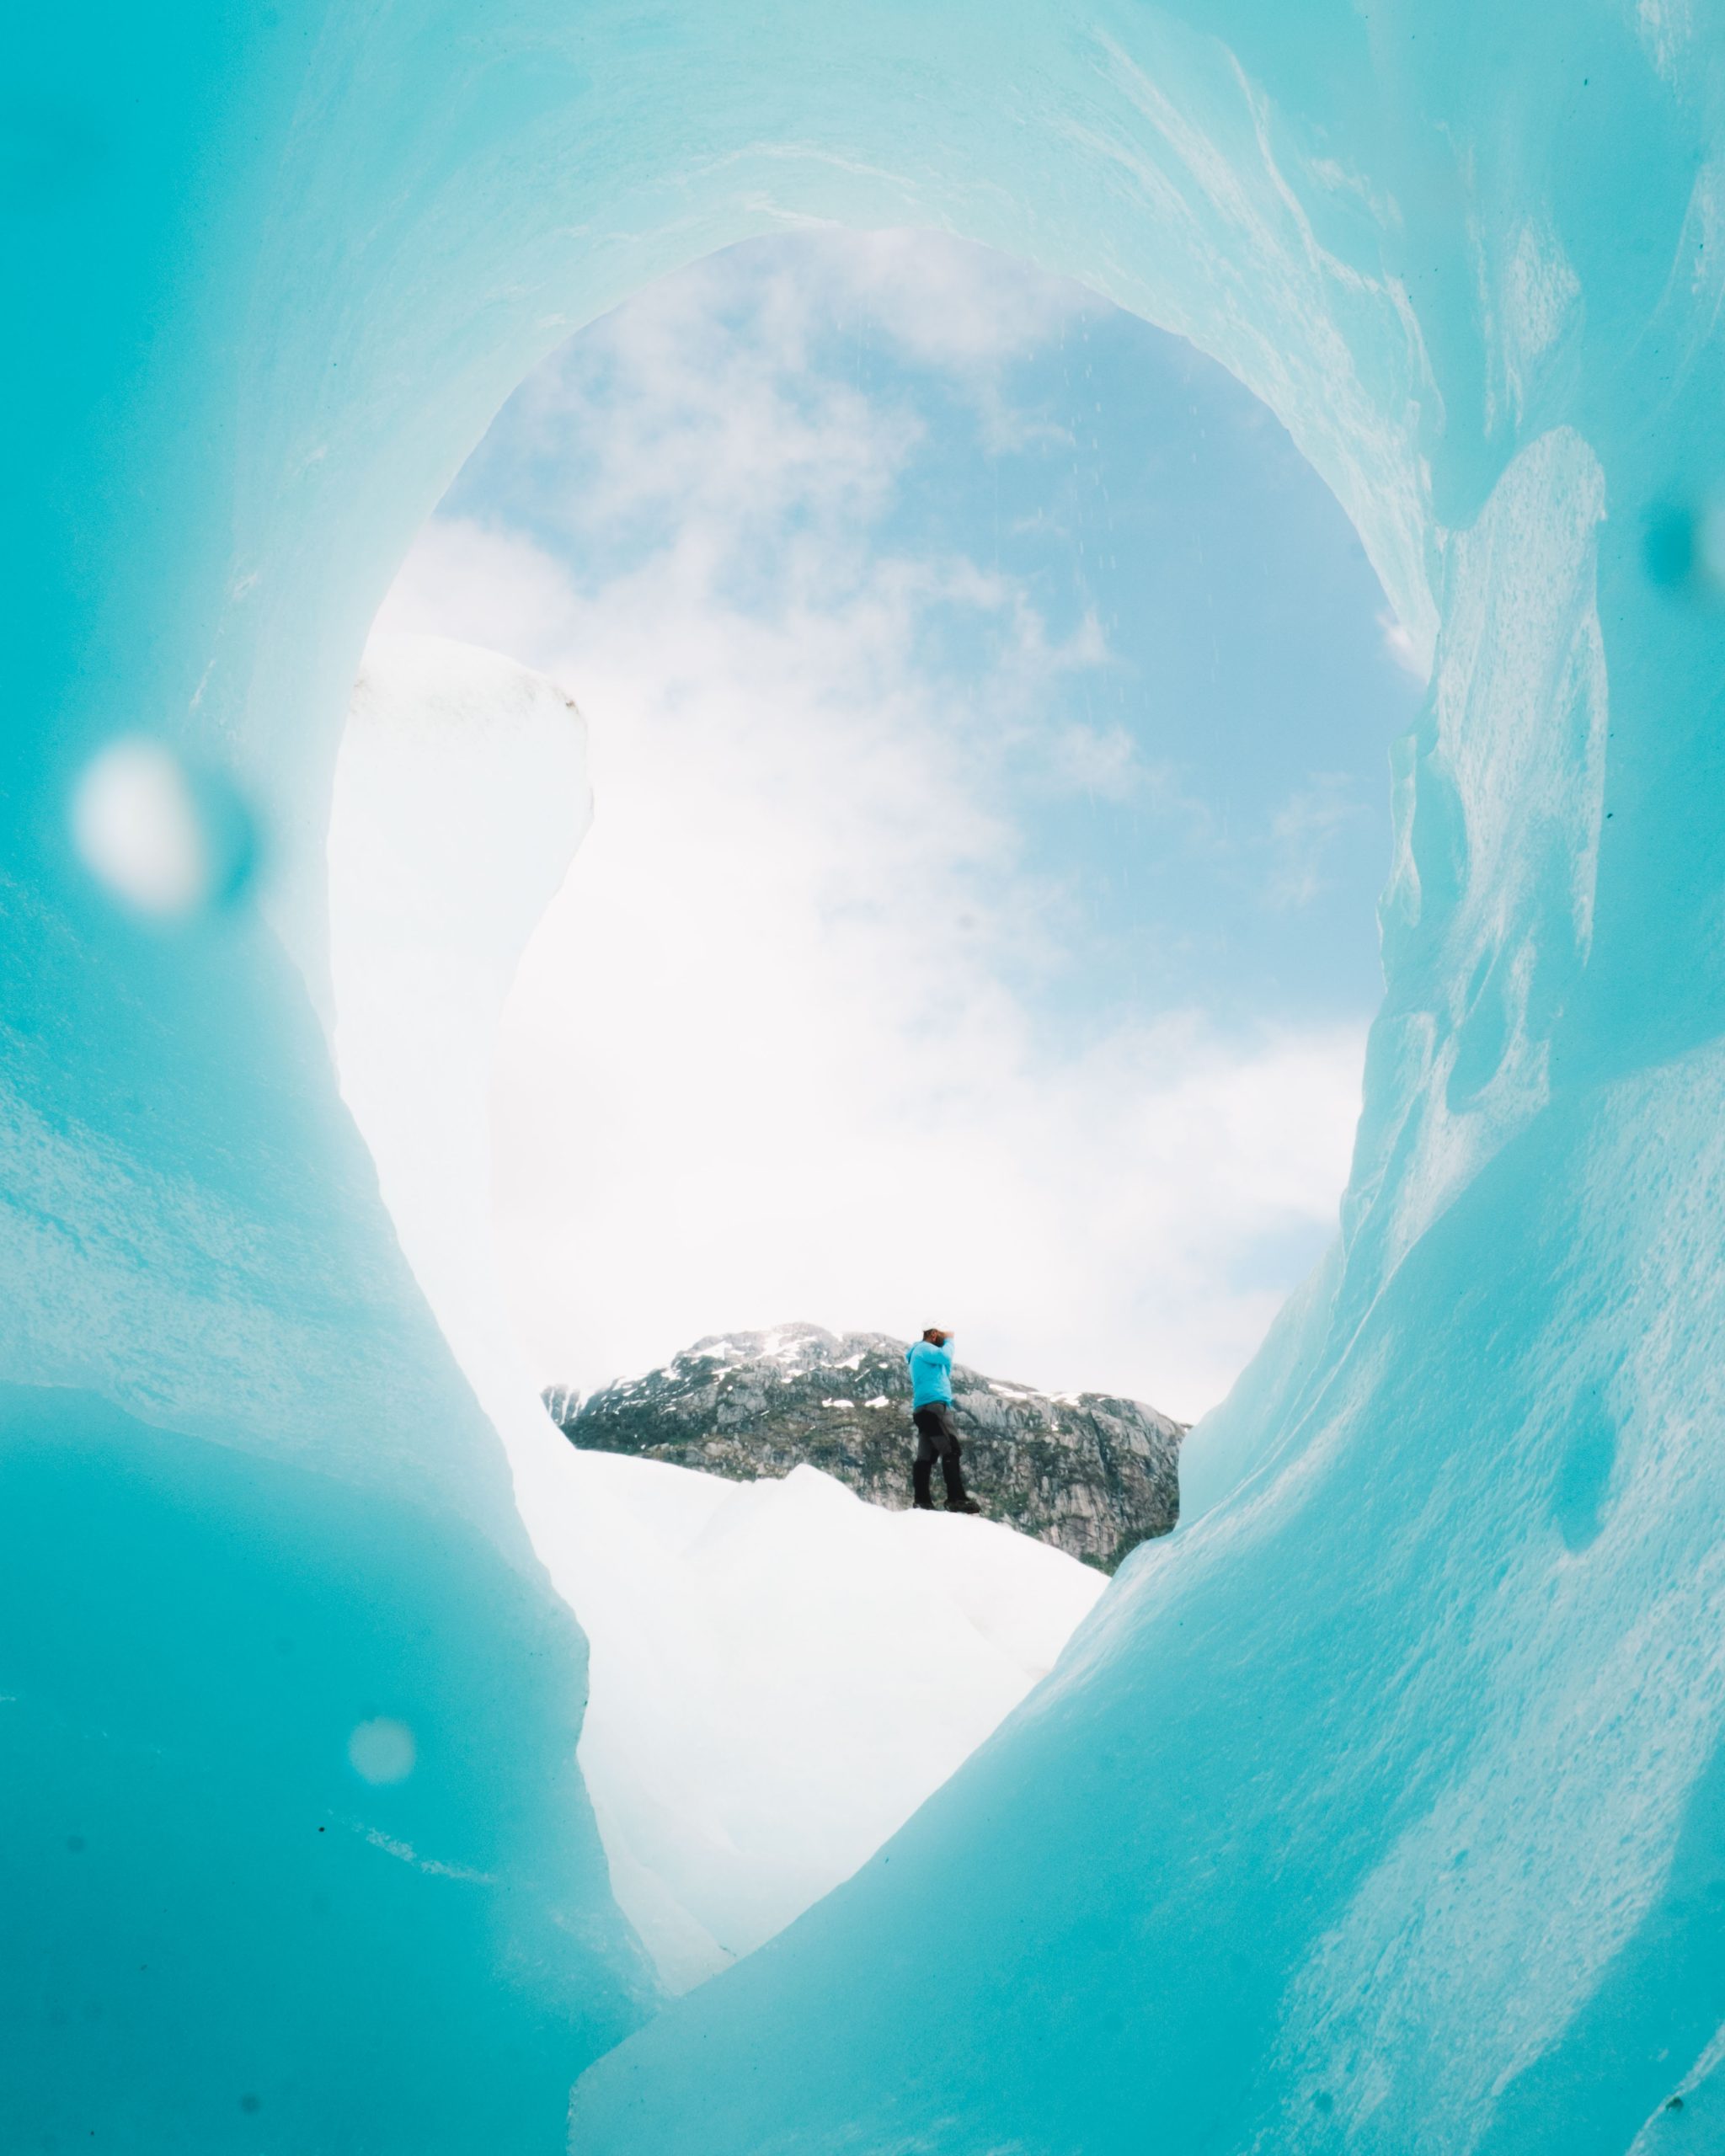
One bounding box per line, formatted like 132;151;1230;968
11;3;1725;2152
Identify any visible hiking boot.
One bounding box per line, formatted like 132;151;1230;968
912;1497;936;1511
947;1497;981;1515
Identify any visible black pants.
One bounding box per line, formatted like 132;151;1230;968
912;1405;968;1508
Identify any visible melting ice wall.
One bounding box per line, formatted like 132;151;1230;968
11;0;1725;2149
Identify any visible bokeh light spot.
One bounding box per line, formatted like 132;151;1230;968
1645;496;1725;601
347;1716;417;1784
70;736;258;919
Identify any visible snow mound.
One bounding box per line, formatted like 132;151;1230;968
547;1449;1104;1991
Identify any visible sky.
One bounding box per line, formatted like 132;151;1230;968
374;230;1426;1421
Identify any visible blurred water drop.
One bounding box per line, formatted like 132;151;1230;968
70;736;258;918
1645;495;1725;601
347;1716;416;1784
1696;503;1725;590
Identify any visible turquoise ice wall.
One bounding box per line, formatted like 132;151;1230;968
10;0;1725;2148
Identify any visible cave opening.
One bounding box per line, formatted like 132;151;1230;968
323;226;1423;1993
26;0;1706;2143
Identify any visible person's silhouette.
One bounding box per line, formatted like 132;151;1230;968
906;1327;980;1514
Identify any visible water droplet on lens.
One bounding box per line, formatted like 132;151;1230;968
71;736;258;919
1645;495;1725;601
1696;503;1725;590
347;1716;416;1784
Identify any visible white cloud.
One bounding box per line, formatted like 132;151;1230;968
1039;714;1143;800
383;509;1359;1421
797;228;1094;375
1378;606;1429;679
1268;772;1371;909
813;232;1097;457
371;237;1366;1424
475;232;1097;538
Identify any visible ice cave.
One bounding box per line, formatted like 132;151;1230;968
11;2;1725;2149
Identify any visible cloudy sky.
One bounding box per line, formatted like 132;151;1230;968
374;231;1423;1421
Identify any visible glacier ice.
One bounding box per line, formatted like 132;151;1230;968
7;653;654;2146
328;631;593;1454
13;0;1725;2150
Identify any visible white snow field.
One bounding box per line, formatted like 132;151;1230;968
553;1449;1103;1990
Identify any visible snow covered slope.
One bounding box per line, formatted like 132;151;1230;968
549;1450;1103;1991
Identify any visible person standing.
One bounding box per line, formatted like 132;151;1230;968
906;1327;980;1514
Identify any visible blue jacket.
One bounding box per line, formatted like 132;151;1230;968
906;1337;954;1410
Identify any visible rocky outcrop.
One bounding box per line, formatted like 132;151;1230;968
546;1324;1185;1572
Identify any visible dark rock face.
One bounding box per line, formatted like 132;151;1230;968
546;1324;1185;1572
